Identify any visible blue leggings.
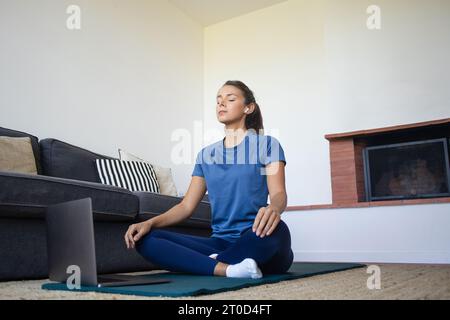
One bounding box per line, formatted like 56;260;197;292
136;219;294;276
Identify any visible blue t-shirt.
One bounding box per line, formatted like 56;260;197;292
191;129;286;242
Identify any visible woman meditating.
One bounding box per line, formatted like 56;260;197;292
124;80;293;279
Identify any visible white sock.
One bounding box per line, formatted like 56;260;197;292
209;253;218;259
225;258;263;279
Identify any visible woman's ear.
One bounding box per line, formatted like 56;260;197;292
246;103;256;114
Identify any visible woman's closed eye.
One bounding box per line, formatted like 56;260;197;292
217;100;235;104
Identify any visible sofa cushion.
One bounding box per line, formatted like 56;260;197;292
0;171;138;220
134;191;211;228
40;138;116;183
0;136;38;174
0;127;42;174
119;149;178;196
95;159;160;193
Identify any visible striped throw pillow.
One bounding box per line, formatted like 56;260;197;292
95;159;160;193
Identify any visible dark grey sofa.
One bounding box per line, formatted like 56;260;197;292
0;126;211;281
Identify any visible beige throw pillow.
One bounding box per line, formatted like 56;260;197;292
118;149;178;196
0;136;37;175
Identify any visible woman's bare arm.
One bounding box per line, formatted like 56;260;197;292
150;176;207;228
252;161;287;237
125;176;207;248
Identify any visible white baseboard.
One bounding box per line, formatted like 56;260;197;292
292;250;450;264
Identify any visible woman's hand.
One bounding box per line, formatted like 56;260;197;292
252;205;281;238
124;220;153;249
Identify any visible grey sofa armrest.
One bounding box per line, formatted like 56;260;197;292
133;191;211;223
0;171;138;220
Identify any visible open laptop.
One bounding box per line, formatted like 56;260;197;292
45;198;171;288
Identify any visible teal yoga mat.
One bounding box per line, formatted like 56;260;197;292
41;262;364;298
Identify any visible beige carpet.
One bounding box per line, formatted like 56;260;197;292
1;264;449;300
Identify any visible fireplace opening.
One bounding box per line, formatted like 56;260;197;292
363;138;450;201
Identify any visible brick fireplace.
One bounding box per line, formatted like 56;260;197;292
286;118;450;211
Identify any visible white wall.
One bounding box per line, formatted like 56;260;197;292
204;0;329;204
283;203;450;264
0;0;204;194
204;0;450;206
